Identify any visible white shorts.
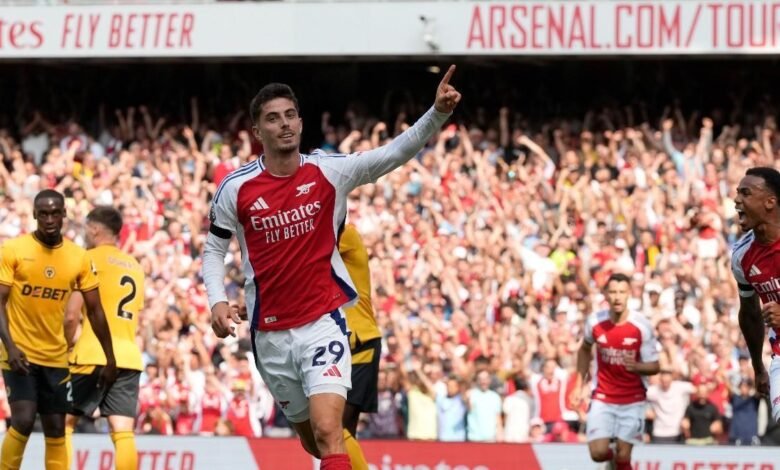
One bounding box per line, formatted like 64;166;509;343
770;356;780;423
251;310;352;424
586;399;646;445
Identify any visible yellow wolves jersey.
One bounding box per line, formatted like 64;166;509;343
69;245;144;371
339;224;381;353
0;234;98;368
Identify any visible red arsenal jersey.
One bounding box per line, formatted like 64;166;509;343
205;106;451;332
732;231;780;355
584;310;659;404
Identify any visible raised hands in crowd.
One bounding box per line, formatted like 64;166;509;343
0;96;774;443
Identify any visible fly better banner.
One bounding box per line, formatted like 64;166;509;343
1;1;780;58
15;433;780;469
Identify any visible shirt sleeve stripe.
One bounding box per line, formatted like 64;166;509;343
209;224;232;240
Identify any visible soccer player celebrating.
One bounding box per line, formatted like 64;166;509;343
573;273;659;470
0;190;116;470
64;207;144;470
732;167;780;422
337;224;380;469
203;66;460;469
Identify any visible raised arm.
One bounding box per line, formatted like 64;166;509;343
335;65;460;189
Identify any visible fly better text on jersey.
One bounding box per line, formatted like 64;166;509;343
249;201;321;244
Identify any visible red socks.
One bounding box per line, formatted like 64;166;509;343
616;460;632;470
321;453;352;470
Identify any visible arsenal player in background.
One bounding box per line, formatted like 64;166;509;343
732;167;780;424
573;273;660;470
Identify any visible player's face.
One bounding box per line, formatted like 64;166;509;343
735;175;776;231
33;197;65;245
606;279;630;315
253;97;302;155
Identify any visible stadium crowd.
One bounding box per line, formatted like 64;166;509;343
0;80;778;446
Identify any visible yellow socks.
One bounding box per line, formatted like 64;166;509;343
110;431;138;470
342;428;368;470
1;427;29;470
44;436;67;470
65;425;74;470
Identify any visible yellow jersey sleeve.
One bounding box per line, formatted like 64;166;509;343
70;246;144;371
339;224;381;352
0;242;16;286
76;251;99;292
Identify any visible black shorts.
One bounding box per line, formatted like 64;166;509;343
70;367;140;418
3;364;71;415
347;338;381;413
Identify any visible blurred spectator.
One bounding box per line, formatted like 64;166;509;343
531;359;567;432
214;419;235;437
542;420;581;444
646;370;695;443
466;371;503;442
503;377;534;443
729;379;760;446
226;380;261;438
1;64;778;444
435;375;467;442
364;368;403;439
402;361;437;441
528;418;546;443
682;385;723;445
197;375;227;436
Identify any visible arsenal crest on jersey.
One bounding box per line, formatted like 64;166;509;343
44;266;55;279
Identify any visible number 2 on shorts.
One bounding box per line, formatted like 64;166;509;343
312;340;345;366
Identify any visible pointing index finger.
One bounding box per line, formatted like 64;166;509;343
439;64;456;88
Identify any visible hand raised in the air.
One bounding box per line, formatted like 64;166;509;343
762;301;780;329
434;65;462;114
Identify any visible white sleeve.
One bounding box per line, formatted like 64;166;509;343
322;106;450;191
204;178;241;310
202;233;231;310
731;245;755;298
208;180;239;238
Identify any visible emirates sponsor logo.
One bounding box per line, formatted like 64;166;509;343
249;201;321;244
